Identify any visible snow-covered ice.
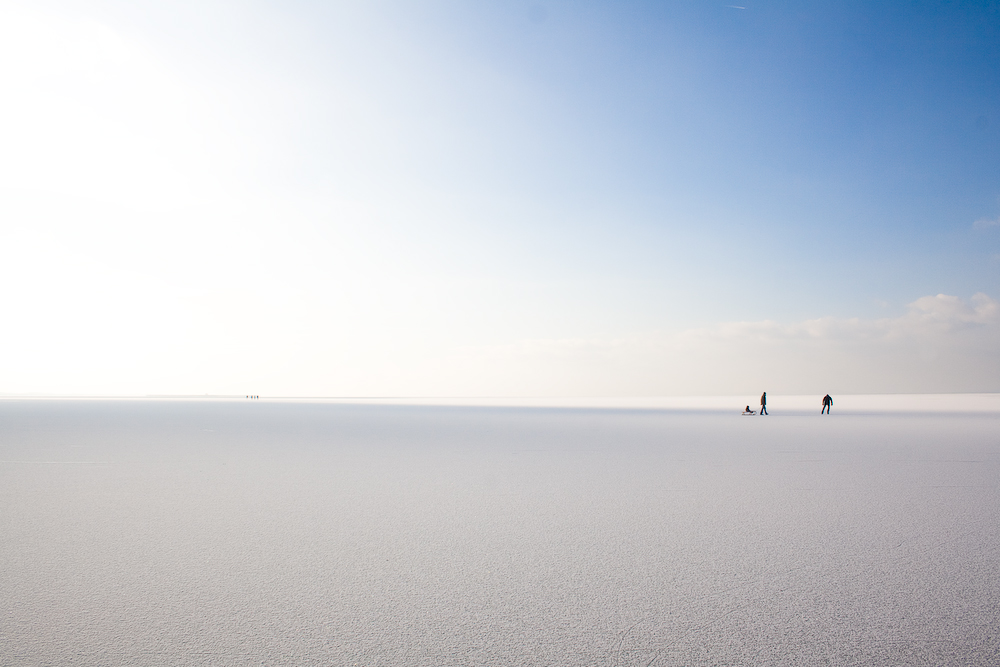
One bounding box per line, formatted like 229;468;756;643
2;397;998;665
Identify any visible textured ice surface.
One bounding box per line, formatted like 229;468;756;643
2;399;999;666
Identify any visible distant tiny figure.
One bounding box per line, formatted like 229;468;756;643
822;394;832;414
760;392;768;415
743;405;756;415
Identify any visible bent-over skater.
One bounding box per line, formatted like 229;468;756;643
822;394;832;414
760;392;768;415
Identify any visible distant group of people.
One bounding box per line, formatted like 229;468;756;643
247;395;259;400
742;393;833;415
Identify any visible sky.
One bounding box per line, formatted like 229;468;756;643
1;0;999;396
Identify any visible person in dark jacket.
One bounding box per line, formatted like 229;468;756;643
760;392;768;415
822;394;832;414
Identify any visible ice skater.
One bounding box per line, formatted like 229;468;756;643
822;394;832;414
760;392;768;415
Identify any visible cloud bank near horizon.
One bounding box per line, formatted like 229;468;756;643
437;293;1000;396
1;292;995;397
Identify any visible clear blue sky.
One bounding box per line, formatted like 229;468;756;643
294;0;1000;323
1;0;998;395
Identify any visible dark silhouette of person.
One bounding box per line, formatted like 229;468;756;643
760;392;768;415
743;405;755;415
822;394;832;414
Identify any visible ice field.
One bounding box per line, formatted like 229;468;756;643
2;397;999;665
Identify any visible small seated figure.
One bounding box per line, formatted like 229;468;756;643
742;405;756;415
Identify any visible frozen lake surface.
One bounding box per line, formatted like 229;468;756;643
2;398;999;666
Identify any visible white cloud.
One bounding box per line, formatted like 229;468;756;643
429;294;1000;396
693;292;997;342
973;216;1000;230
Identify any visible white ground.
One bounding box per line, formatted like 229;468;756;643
2;398;999;665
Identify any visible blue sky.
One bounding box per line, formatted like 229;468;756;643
1;0;998;395
320;0;1000;322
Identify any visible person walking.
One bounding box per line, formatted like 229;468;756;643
822;394;832;414
760;391;768;415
